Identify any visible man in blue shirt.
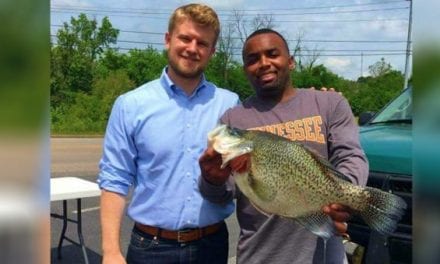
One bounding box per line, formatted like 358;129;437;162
98;4;239;264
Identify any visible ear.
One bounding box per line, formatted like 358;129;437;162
289;55;295;71
209;46;216;57
165;32;171;50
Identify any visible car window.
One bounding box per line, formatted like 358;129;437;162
370;88;412;124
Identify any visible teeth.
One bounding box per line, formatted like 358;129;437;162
260;73;275;81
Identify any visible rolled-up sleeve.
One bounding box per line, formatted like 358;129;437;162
98;95;137;196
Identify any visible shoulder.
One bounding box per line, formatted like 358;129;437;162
298;88;343;100
208;81;239;100
220;96;256;126
298;88;346;108
117;79;162;105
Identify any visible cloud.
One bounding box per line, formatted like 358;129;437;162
361;18;408;39
323;57;357;79
200;0;245;9
324;57;352;72
51;0;94;8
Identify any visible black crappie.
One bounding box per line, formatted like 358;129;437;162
208;124;407;239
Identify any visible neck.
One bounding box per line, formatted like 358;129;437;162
167;68;202;95
280;86;296;102
257;86;296;104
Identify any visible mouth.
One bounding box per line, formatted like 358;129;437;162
181;54;200;63
258;72;276;84
208;125;253;168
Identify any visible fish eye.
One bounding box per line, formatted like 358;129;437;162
230;127;242;136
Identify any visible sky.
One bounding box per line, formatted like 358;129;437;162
50;0;414;81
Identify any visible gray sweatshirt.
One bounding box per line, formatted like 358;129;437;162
200;88;368;264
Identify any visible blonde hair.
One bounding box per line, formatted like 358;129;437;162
168;3;220;45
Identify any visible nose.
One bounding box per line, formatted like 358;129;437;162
186;39;198;54
258;55;270;68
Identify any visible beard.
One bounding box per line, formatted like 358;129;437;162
254;74;291;100
253;77;282;97
168;55;205;79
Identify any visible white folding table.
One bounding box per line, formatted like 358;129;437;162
50;177;101;264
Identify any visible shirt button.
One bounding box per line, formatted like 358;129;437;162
186;123;191;128
187;197;191;201
186;172;191;177
187;148;191;152
187;220;191;224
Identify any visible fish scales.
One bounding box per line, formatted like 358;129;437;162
245;130;364;217
208;125;407;239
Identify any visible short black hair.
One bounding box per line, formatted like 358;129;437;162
242;28;290;58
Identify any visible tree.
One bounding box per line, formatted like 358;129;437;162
232;10;276;45
124;47;167;87
368;57;392;77
52;70;134;134
50;13;119;107
353;59;404;115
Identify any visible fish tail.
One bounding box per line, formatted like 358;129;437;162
359;187;407;235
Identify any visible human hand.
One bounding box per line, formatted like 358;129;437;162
102;252;126;264
229;153;251;174
199;147;231;185
322;203;352;237
309;86;343;96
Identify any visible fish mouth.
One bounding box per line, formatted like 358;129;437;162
208;125;253;168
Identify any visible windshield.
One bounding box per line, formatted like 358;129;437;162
370;87;412;124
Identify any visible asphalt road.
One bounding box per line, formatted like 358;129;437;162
50;137;239;264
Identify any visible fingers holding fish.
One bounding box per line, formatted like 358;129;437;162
199;146;231;186
322;203;352;222
323;203;352;236
229;153;251;174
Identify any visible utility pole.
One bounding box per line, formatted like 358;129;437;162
403;0;412;90
360;52;363;77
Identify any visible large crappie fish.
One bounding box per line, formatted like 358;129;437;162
208;125;407;239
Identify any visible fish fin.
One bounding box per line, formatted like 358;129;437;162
294;212;337;240
360;187;407;235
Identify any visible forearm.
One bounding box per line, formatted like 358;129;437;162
100;189;126;255
199;175;235;205
329;99;369;186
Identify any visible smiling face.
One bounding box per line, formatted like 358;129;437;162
165;18;216;80
242;32;295;99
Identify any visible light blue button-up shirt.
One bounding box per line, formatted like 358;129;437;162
98;67;239;230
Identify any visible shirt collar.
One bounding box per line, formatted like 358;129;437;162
160;66;208;98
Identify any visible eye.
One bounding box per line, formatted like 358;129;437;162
230;127;242;137
267;49;279;58
198;41;209;48
179;36;191;43
244;55;258;66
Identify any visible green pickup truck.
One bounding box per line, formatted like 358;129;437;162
348;87;412;263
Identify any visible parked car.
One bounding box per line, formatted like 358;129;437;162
347;87;412;263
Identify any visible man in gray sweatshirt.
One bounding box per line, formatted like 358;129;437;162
199;28;368;264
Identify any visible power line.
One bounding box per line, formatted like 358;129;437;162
50;28;408;44
51;0;408;13
219;0;408;11
51;6;408;17
50;40;411;57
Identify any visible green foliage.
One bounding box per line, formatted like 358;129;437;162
50;13;119;107
50;15;406;134
350;70;404;115
368;57;392;77
206;53;254;100
52;70;134;134
125;47;167;86
292;64;344;89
